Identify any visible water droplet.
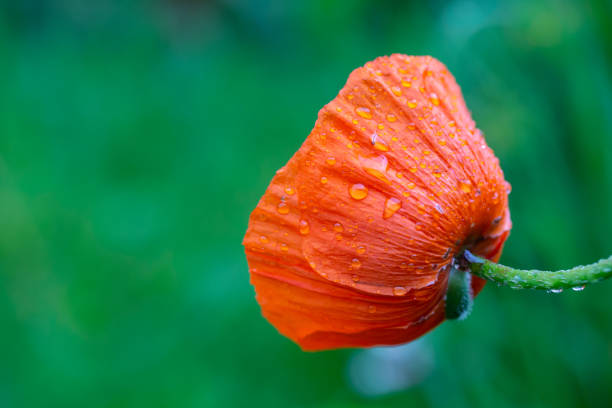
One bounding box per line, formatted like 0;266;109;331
549;288;563;294
277;202;290;214
259;236;269;244
280;243;289;252
299;219;310;235
383;197;402;219
356;106;373;119
393;286;408;296
430;94;440;106
368;305;377;313
361;155;390;184
356;245;366;255
371;132;389;151
351;258;362;270
349;184;368;200
572;285;585;292
407;100;417;108
352;274;360;282
334;222;344;233
326;156;336;165
391;86;402;96
458;181;472;193
400;262;408;270
401;80;411;88
284;187;295;195
386;114;397;122
320;176;328;184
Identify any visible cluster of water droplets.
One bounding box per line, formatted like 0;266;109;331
265;59;503;298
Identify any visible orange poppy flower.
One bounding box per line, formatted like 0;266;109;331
243;54;511;351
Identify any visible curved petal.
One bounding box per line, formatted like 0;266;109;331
243;135;447;349
293;55;510;296
249;259;447;350
243;54;512;350
298;303;445;351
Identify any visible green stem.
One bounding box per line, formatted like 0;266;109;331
464;250;612;291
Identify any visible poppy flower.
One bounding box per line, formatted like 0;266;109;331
243;54;511;351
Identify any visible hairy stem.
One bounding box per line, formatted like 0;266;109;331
465;250;612;291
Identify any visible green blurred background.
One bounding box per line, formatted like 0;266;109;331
1;0;611;406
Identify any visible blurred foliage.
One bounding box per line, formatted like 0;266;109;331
0;0;611;407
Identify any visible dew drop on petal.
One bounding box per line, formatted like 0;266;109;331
371;132;390;151
356;245;366;255
393;286;408;296
299;219;310;235
458;180;472;193
259;236;269;244
285;187;295;195
391;86;402;96
368;305;377;313
334;222;344;233
407;100;417;108
280;243;289;252
386;114;397;122
277;202;290;214
351;258;362;270
320;176;328;184
361;155;390;184
383;197;402;219
326;156;336;165
349;184;368;200
356;106;373;119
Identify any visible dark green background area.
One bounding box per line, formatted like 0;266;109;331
0;0;611;407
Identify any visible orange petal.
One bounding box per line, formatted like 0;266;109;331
294;55;509;295
249;257;447;350
243;54;512;350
